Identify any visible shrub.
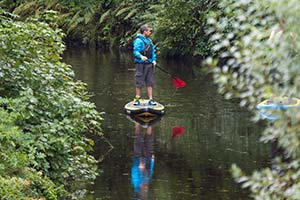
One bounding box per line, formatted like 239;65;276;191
206;0;300;199
0;9;102;199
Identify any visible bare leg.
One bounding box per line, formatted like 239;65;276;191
136;87;142;98
147;86;153;99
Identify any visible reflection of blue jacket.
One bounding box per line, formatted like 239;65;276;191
131;156;155;193
133;34;156;64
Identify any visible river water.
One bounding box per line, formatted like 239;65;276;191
63;47;270;200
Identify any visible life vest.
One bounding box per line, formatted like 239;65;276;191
138;38;153;58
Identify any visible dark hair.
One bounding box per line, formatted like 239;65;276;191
140;25;151;34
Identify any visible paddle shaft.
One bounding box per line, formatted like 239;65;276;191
155;64;174;77
153;64;186;88
155;64;185;85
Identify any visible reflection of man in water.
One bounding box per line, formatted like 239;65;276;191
131;124;155;200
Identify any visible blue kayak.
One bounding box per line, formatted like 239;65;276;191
257;97;300;121
256;97;300;110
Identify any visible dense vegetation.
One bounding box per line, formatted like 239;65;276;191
0;9;102;199
206;0;300;199
0;0;217;57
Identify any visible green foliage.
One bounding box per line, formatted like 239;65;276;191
0;9;102;199
232;159;300;200
0;101;65;199
96;0;156;47
206;0;300;199
148;0;217;57
0;0;217;55
0;0;99;44
205;0;278;107
0;0;157;47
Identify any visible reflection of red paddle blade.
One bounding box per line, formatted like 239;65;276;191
173;77;186;89
172;126;186;138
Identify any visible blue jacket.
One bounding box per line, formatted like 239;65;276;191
133;34;156;64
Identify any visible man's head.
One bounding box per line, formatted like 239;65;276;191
140;25;152;37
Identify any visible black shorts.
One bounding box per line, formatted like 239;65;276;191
135;63;154;88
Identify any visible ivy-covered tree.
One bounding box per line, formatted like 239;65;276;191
206;0;300;199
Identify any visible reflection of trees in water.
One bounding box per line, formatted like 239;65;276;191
131;124;155;200
155;111;269;172
148;111;269;200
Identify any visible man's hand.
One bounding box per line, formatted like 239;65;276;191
152;61;157;66
141;55;148;61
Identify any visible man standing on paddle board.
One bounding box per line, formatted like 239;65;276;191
133;24;157;106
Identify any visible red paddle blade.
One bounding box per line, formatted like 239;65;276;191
172;77;186;89
172;126;186;138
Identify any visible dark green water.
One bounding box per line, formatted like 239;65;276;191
63;47;269;200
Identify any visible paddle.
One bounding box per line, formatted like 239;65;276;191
172;126;186;138
155;64;186;89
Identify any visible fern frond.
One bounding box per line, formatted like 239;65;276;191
14;1;37;16
45;0;60;10
67;11;83;33
99;9;111;24
115;6;134;17
124;8;137;20
84;8;95;24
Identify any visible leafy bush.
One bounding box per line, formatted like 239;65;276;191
206;0;300;199
0;9;102;199
0;100;65;199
